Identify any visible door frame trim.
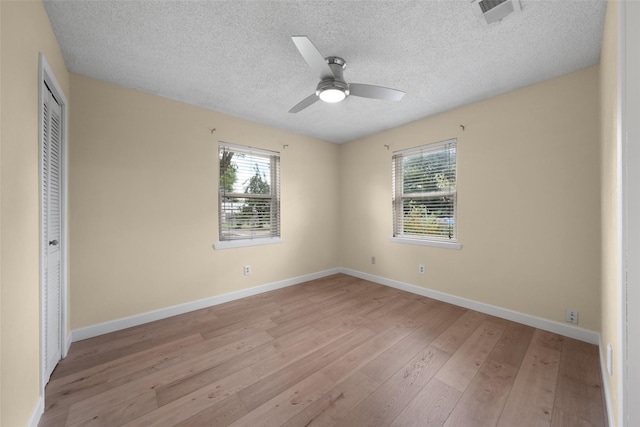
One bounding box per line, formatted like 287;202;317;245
38;53;69;398
620;2;640;425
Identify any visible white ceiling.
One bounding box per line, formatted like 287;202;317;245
43;0;607;144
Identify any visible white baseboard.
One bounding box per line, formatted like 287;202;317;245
70;268;340;342
28;397;44;427
339;268;600;345
70;266;600;345
599;339;615;427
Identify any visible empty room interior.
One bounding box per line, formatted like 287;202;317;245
1;0;638;426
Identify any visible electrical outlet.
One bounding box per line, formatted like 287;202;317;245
565;309;578;324
371;256;376;265
244;265;251;276
607;343;613;375
418;264;425;274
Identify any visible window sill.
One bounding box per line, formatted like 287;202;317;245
389;236;461;250
214;237;283;250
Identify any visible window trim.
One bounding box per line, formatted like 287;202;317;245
391;138;460;248
215;142;281;250
389;236;461;250
214;237;283;250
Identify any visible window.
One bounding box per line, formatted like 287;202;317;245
391;139;459;249
216;142;281;249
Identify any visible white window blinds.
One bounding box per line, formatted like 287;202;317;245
219;143;280;242
392;139;457;241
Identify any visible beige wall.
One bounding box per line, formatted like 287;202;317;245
340;67;601;332
69;74;340;329
600;1;620;425
0;1;70;425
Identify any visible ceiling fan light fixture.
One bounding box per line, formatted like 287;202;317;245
318;87;346;103
316;79;349;103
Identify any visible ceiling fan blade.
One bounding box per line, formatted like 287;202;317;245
289;93;319;113
292;36;335;81
349;83;406;101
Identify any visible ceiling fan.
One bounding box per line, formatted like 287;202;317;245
288;36;406;113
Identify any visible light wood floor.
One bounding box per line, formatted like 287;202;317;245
39;274;607;427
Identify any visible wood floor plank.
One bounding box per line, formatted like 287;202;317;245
47;334;204;395
317;292;429;336
304;282;370;304
121;367;259;427
281;371;381;427
173;394;248;427
265;297;362;338
56;311;228;379
431;310;487;354
253;324;355;379
150;332;273;406
61;309;214;356
37;406;69;427
338;345;450;427
238;327;376;411
39;274;606;427
436;320;538;427
441;358;518;427
553;338;606;426
269;287;364;324
120;330;273;393
388;378;462;427
486;321;535;368
229;372;334;427
198;317;278;342
56;308;277;380
214;276;332;310
558;337;603;383
496;329;562;427
553;375;607;426
43;336;205;420
435;320;506;392
403;297;449;322
62;331;273;422
336;288;406;320
360;304;465;383
363;297;431;333
301;286;402;335
360;293;415;322
154;325;321;406
320;324;414;383
208;301;284;327
53;338;159;378
66;389;157;427
531;328;565;352
551;408;603;427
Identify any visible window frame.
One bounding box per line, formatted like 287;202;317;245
389;138;461;250
214;142;282;250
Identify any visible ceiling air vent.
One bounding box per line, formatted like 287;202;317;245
471;0;522;25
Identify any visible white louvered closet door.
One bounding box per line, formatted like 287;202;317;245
42;85;63;383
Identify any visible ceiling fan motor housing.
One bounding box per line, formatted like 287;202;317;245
316;57;349;98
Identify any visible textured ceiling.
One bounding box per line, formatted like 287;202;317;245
43;0;607;144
